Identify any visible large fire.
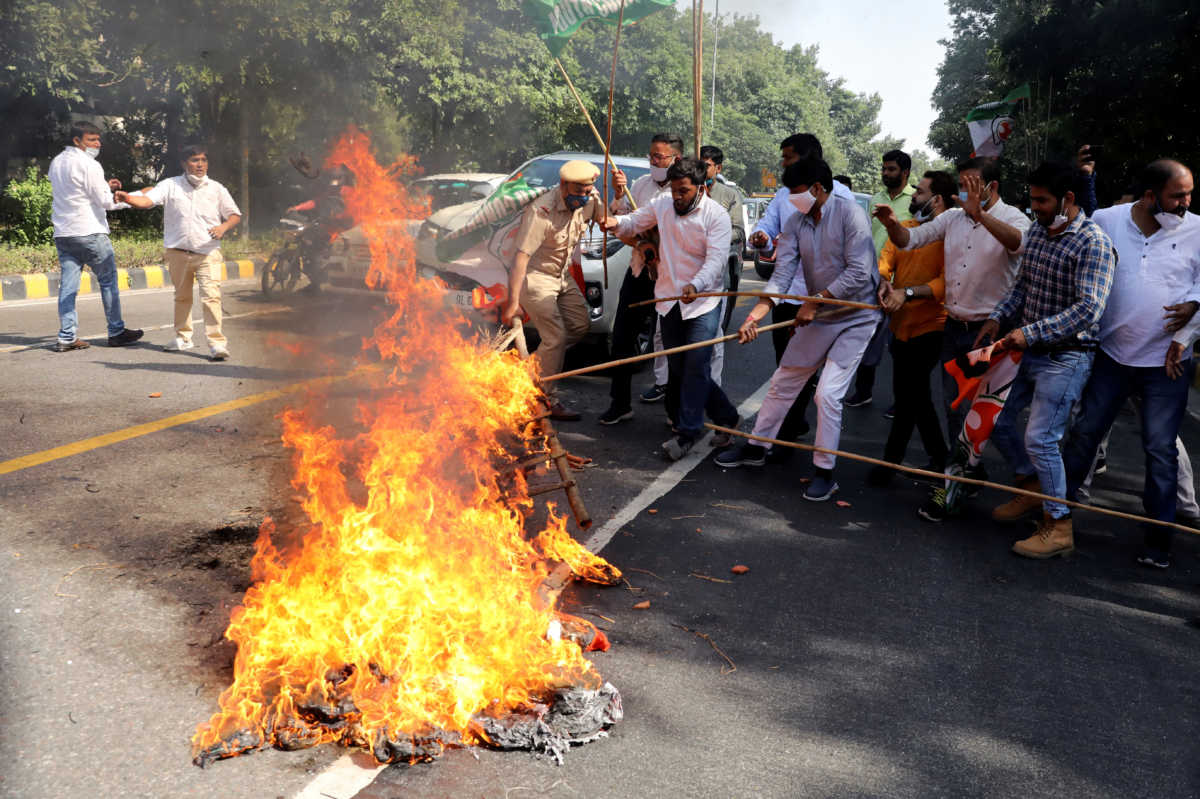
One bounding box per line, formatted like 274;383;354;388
192;127;620;766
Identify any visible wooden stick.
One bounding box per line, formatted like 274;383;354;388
629;290;881;311
705;424;1200;536
601;0;627;291
554;57;636;211
542;319;796;382
692;0;703;156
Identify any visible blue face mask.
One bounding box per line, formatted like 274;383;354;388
705;178;714;188
564;193;590;211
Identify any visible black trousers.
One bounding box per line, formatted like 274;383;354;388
770;302;817;441
883;330;948;466
607;268;656;409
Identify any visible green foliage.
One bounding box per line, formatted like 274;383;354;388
0;231;274;276
2;166;54;246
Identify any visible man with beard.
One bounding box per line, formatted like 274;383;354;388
601;157;739;461
600;133;683;422
1061;159;1200;569
867;170;958;485
846;149;917;408
716;158;882;502
974;161;1116;559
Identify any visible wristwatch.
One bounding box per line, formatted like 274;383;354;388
904;287;916;301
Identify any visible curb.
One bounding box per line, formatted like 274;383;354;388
0;259;263;303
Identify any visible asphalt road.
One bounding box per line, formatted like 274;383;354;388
1;269;1198;799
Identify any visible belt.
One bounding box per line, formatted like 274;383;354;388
169;247;208;256
944;316;987;330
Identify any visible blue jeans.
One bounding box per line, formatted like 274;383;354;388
55;234;125;341
991;350;1094;518
659;303;738;442
1064;350;1193;553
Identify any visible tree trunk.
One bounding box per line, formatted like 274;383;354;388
239;100;250;236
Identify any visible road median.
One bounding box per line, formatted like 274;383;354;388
0;258;262;303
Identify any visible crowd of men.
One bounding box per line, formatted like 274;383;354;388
502;131;1200;571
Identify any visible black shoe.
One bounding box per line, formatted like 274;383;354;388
548;402;582;421
662;436;693;461
883;405;895;420
1093;457;1107;476
1135;549;1170;569
715;443;767;468
844;390;873;407
911;461;947;485
640;384;667;403
598;405;634;425
765;446;795;464
963;463;988;498
918;489;948;522
107;328;144;347
52;339;90;352
867;464;895;487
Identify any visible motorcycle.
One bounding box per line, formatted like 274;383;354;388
260;215;329;296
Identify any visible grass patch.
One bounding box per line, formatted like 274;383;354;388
0;233;276;276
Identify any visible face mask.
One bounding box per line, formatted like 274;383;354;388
186;173;207;187
1042;198;1068;229
958;188;990;206
564;193;590;211
650;165;670;183
674;189;702;216
913;200;933;223
705;178;714;189
84;147;100;160
788;188;816;215
1153;195;1187;231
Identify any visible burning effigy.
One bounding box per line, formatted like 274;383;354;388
192;127;621;768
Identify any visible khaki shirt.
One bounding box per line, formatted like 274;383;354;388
514;188;605;276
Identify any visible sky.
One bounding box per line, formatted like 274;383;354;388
689;0;953;152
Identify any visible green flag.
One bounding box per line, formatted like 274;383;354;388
436;176;550;263
965;84;1030;157
522;0;674;57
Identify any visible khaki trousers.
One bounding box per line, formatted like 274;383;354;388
165;248;225;347
521;269;590;397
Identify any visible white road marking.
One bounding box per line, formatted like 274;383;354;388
292;754;386;799
582;378;772;553
293;377;773;798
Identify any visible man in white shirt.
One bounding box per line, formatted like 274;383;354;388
601;157;739;461
47;120;143;351
874;156;1031;456
120;145;242;361
601;133;681;423
1062;159;1200;569
717;158;882;502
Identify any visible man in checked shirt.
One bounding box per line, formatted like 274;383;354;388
974;162;1117;559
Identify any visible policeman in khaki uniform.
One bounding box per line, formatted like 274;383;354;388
503;160;606;420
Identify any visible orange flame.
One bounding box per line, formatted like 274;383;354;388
192;126;617;762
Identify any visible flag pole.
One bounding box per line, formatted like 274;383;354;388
555;57;637;211
601;0;628;291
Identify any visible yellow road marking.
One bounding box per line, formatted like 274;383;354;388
145;266;164;289
0;365;377;477
24;273;49;299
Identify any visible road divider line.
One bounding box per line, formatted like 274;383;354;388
0;365;378;477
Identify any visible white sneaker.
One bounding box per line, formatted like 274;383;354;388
209;344;230;362
165;336;195;352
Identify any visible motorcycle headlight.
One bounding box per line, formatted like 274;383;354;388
585;285;602;303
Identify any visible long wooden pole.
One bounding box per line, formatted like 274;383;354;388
692;0;703;155
705;425;1200;537
630;290;881;311
601;0;627;291
542;320;796;382
554;57;636;210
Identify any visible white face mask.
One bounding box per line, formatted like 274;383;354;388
649;164;670;183
84;147;100;160
1154;196;1186;231
1049;198;1069;229
186;173;207;187
788;187;816;215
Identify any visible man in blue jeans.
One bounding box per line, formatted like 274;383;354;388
47;121;142;351
1063;159;1200;569
975;162;1116;559
602;157;739;460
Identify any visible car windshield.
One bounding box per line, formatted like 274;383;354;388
506;156;649;191
412;178;493;213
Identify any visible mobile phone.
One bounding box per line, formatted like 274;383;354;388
1082;144;1103;162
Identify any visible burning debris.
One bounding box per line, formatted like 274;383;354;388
192;127;621;768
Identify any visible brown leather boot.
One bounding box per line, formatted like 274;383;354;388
991;475;1043;521
1012;513;1074;559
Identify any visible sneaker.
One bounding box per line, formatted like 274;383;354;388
547;402;581;421
1135;550;1170;569
867;464;895;487
883;405;895;420
661;436;693;461
640;384;667;403
209;344;230;362
918;488;949;522
107;328;144;347
715;443;767;468
1093;457;1107;476
52;339;90;352
963;463;988;498
164;336;195;352
844;390;873;408
804;471;839;502
598;405;634;425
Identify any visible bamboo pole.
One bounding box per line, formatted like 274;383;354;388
554;57;636;210
601;0;627;291
705;425;1200;537
629;290;881;311
542;320;796;382
692;0;703;155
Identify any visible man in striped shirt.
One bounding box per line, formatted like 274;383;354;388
974;161;1116;559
